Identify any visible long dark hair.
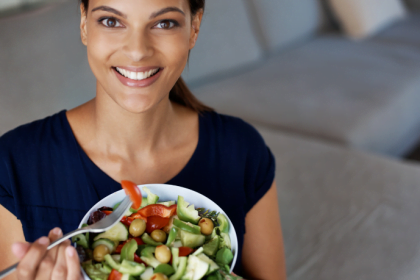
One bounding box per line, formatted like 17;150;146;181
80;0;212;113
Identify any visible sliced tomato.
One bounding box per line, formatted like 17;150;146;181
138;204;177;218
146;216;170;234
108;269;123;280
121;180;142;210
134;253;148;266
178;247;194;257
101;210;113;215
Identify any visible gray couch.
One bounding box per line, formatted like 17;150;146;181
2;1;420;279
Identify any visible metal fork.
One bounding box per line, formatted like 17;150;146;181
0;196;132;279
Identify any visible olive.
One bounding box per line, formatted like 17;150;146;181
155;245;171;263
93;244;110;262
129;219;146;237
199;218;214;235
150;273;168;280
151;229;167;243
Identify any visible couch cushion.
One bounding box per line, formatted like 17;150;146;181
181;0;263;84
0;1;95;136
259;127;420;280
374;13;420;47
193;36;420;156
247;0;327;52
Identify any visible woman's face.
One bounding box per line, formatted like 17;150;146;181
80;0;202;113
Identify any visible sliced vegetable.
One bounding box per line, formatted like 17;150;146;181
147;216;170;234
121;180;142;210
169;256;187;280
138;204;177;218
94;222;129;242
154;264;175;276
182;255;209;280
92;238;116;253
178;247;194;257
165;227;179;247
219;233;231;250
203;236;219;257
158;201;175;207
196;254;219;275
143;187;159;205
140;267;155;280
173;219;201;235
121;239;138;262
119;260;146;276
142;233;164;246
179;230;205;248
171;247;179;271
104;254;121;270
72;233;89;249
215;247;233;265
108;269;123;280
217;214;229;233
176;196;200;224
140;246;161;268
191;247;203;256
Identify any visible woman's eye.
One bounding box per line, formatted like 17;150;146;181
155;20;177;29
100;18;122;28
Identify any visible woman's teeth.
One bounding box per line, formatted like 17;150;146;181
116;67;159;80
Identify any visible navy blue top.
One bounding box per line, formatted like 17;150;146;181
0;110;275;275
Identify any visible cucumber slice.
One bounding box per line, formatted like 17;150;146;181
217;213;229;233
219;233;231;250
92;238;116;253
158;201;175;207
181;255;209;280
140;267;154;280
191;247;203;256
172;240;183;248
169;256;187;280
171;247;180;271
196;254;219;275
143;187;159;204
94;222;129;242
180;230;205;248
72;233;89;249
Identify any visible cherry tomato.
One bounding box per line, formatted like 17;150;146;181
138;204;177;218
108;269;123;280
178;247;194;257
146;216;170;234
121;180;142;210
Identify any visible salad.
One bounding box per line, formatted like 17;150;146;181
73;182;239;280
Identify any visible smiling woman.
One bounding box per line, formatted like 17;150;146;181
0;0;286;279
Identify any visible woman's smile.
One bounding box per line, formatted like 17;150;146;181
113;66;163;87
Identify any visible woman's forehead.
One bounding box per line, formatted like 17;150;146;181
88;0;190;15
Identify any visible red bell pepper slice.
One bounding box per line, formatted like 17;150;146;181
108;269;123;280
178;247;194;257
138;204;177;218
146;216;170;234
129;212;148;222
134;253;148;266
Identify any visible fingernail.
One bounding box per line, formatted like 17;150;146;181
66;246;74;257
53;228;62;236
38;237;49;245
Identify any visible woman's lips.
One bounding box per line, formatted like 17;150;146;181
113;67;163;88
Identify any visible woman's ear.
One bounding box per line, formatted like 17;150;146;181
80;3;88;46
189;10;203;50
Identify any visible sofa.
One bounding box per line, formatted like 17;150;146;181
2;1;420;279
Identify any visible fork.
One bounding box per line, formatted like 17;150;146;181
0;196;132;279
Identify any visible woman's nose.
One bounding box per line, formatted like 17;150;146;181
123;30;154;62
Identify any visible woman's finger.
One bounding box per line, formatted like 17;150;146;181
16;236;50;280
34;228;63;280
50;239;71;279
11;242;31;260
65;246;82;280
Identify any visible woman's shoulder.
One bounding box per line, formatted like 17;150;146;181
0;110;68;156
201;111;266;147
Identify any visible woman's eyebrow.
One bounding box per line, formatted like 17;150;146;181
91;6;127;18
149;7;185;19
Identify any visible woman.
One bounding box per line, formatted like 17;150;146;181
0;0;286;279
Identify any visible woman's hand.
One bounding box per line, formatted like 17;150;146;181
11;227;82;280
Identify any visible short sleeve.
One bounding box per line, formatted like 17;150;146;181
242;124;276;213
0;159;16;216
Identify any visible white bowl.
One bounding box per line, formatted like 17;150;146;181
77;184;238;279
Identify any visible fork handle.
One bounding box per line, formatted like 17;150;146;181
0;228;85;279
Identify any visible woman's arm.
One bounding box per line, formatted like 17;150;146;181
241;181;287;280
0;205;25;280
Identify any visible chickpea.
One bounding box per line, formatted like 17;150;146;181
199;218;214;235
155;245;172;263
129;219;146;237
93;244;110;262
151;229;167;243
151;273;168;280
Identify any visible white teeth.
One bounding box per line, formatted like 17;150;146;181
116;67;159;81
